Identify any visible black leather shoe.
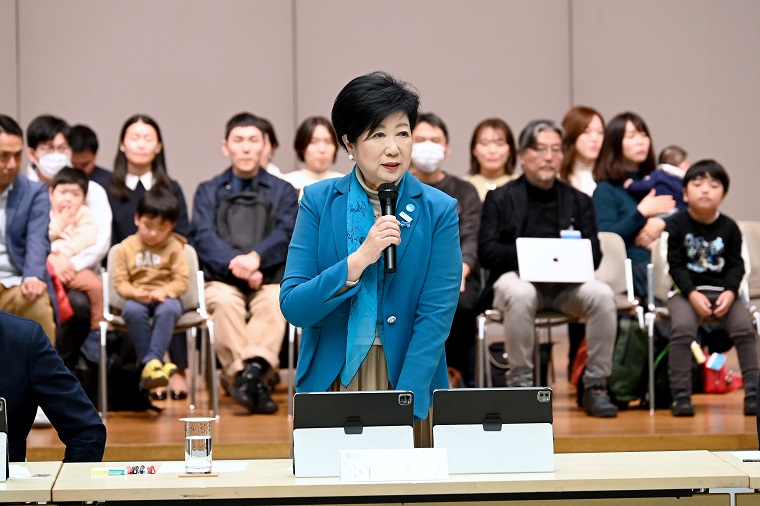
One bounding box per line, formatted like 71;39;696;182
171;390;188;400
672;395;695;417
230;364;260;411
744;395;757;416
582;383;619;418
251;381;278;414
150;390;168;401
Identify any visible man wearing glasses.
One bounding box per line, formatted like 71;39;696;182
478;119;618;418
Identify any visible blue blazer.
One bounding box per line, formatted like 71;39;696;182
5;175;57;316
280;171;462;419
0;310;106;462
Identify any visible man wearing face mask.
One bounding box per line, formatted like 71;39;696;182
409;112;481;386
25;115;112;390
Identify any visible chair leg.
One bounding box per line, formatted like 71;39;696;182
287;324;296;420
188;328;197;410
475;314;485;388
98;321;109;420
646;313;656;416
205;319;220;418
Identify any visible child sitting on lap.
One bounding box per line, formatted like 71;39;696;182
112;187;189;391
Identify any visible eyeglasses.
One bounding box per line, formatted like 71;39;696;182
529;144;563;156
36;143;71;155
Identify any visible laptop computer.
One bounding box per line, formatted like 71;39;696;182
432;387;554;474
292;390;415;477
516;237;595;283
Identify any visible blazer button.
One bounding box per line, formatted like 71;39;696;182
387;316;397;324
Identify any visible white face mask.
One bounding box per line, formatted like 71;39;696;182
411;141;446;173
36;152;71;179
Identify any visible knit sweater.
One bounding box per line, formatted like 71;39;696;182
49;205;97;259
112;233;189;300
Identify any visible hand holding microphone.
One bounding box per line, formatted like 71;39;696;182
378;183;398;273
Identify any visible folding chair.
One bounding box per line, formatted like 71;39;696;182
98;243;219;419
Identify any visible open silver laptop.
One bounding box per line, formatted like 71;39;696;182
292;391;415;477
516;237;595;283
432;388;554;474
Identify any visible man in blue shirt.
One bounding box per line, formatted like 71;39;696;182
193;112;297;415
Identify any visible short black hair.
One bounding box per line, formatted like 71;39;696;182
70;124;99;154
331;71;419;151
26;115;71;150
258;117;279;150
293;116;338;163
0;115;23;139
51;167;89;195
224;112;271;142
658;145;687;166
416;112;449;143
684;159;730;193
136;187;179;223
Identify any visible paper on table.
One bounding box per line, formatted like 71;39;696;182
340;448;448;482
9;465;34;478
732;450;760;462
158;461;249;474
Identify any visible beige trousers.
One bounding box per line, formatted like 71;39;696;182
0;285;56;344
205;281;285;380
329;346;432;448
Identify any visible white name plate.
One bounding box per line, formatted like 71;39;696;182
339;448;448;482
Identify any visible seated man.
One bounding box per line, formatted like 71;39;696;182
0;310;106;462
409;112;481;386
25;115;111;370
0;115;56;341
69;123;113;189
478;119;618;418
193;112;298;414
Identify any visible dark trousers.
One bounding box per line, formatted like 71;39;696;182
445;273;480;385
667;292;758;396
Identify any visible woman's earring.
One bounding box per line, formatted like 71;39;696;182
348;154;354;161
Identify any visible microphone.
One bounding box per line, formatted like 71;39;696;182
378;183;398;273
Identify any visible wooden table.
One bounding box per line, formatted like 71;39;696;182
0;461;61;504
51;451;747;504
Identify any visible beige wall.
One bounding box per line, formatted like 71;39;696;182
5;0;760;219
0;0;18;117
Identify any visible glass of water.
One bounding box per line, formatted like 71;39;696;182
180;417;214;474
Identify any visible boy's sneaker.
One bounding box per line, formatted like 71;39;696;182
140;359;169;391
744;394;757;416
671;394;694;417
162;362;178;379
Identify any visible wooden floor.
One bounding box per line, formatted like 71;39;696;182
26;333;760;462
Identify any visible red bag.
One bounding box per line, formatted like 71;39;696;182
702;349;743;394
46;260;74;324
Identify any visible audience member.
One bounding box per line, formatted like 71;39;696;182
560;106;605;376
592;112;676;299
70;124;113;189
465;118;518;201
280;72;461;433
665;160;758;417
26;116;112;372
0;310;106;462
258;117;283;178
104;114;190;398
409;112;481;386
283;116;342;196
193;112;297;414
48;168;103;338
478;119;618;417
560;106;605;197
624;144;689;211
0;115;56;341
113;188;189;393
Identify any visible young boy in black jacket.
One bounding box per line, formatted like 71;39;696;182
665;160;757;417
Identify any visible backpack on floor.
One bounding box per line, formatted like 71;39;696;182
106;331;161;413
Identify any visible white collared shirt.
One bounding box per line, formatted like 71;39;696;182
125;171;154;191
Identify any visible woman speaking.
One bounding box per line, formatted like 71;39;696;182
280;72;461;436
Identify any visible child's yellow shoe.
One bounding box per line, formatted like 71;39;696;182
162;362;178;378
140;359;169;390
